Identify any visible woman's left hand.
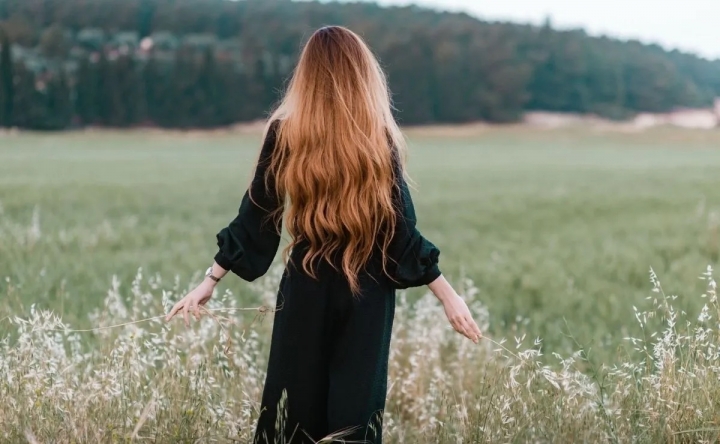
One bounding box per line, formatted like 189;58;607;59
165;279;215;326
442;293;483;344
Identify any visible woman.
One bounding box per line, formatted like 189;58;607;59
166;26;482;444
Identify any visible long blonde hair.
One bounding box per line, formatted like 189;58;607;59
262;25;406;294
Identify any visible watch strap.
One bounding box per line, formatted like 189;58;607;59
206;267;221;283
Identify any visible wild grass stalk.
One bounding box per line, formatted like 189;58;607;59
3;263;720;442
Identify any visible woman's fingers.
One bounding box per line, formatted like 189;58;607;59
451;316;463;334
467;316;482;340
459;319;476;343
182;299;191;327
187;297;197;322
474;324;483;340
193;301;202;320
451;314;482;343
452;316;471;340
166;300;183;322
166;293;207;325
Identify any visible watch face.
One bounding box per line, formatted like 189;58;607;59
205;267;213;277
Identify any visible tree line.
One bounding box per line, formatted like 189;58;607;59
0;0;719;130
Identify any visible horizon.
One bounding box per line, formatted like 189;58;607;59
326;0;720;60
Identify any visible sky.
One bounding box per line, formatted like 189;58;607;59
347;0;720;60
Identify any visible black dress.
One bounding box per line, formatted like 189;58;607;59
214;121;441;444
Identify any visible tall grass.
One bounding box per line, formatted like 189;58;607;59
2;261;720;442
4;129;720;364
5;129;720;442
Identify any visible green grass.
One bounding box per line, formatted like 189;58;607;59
4;126;720;442
2;127;720;357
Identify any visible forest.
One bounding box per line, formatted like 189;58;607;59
0;0;719;130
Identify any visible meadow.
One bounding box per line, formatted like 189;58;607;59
3;126;720;442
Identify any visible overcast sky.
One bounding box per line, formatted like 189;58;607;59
341;0;720;60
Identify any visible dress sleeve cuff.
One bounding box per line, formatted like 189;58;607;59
213;251;235;273
418;265;442;286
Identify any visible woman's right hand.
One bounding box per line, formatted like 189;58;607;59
165;279;216;326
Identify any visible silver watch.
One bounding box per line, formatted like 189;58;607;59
205;267;221;283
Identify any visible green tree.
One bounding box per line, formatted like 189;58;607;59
112;55;145;126
39;24;70;59
95;53;143;126
75;57;99;124
2;0;720;129
10;62;40;129
45;69;72;129
0;29;13;127
138;0;155;38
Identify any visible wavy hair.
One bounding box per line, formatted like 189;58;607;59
261;25;406;294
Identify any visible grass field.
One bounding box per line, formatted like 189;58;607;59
3;126;720;442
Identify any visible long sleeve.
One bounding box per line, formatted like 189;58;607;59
214;121;283;282
386;153;442;289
